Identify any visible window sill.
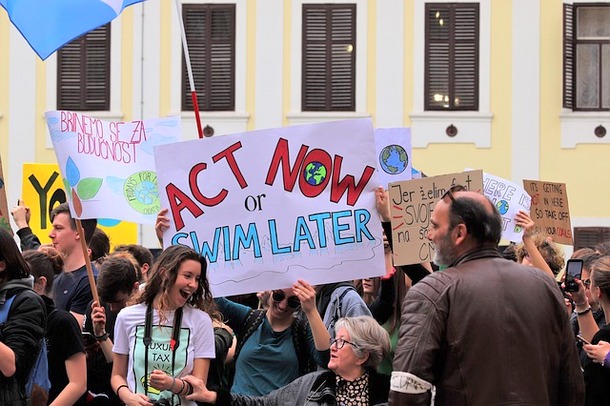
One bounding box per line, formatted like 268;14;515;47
176;111;250;139
560;110;610;148
286;111;371;126
410;111;493;148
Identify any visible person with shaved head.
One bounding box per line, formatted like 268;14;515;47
389;186;584;405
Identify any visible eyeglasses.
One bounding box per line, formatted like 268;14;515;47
441;184;467;204
330;337;359;350
272;290;301;309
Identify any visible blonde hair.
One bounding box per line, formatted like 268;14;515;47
516;233;565;275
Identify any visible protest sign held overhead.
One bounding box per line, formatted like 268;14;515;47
523;180;573;245
482;172;531;242
45;111;181;224
155;118;385;297
388;170;484;266
374;128;412;187
21;163;137;247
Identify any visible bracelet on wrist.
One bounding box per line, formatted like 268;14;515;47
94;331;110;342
170;376;177;393
116;384;129;399
576;307;592;316
178;378;187;395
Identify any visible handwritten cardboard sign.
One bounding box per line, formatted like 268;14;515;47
0;154;11;233
388;170;484;266
21;163;137;247
45;111;181;224
522;180;573;245
155;118;386;297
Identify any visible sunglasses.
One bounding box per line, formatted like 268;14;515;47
272;290;301;309
441;184;467;204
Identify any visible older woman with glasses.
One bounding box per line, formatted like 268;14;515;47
183;316;391;406
215;280;330;396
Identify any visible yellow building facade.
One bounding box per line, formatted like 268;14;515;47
1;0;608;248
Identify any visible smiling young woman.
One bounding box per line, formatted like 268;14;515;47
110;245;217;406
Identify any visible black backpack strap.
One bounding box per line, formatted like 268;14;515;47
234;309;266;361
291;316;316;375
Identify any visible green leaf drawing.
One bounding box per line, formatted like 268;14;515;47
63;178;72;200
77;177;103;200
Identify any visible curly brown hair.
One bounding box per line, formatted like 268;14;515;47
516;233;565;275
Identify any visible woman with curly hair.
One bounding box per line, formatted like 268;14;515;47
515;210;565;278
111;245;216;406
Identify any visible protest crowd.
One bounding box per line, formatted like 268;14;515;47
2;182;609;406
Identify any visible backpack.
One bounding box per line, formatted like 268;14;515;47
0;290;51;403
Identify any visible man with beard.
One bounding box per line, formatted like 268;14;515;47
389;187;584;405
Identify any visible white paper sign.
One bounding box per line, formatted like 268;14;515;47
45;111;181;224
155;118;386;297
374;128;412;187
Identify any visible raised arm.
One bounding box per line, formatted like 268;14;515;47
514;210;555;278
293;279;330;351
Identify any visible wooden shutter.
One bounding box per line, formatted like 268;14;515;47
302;4;356;112
425;4;478;111
57;24;110;111
182;4;235;112
574;227;610;250
563;3;574;109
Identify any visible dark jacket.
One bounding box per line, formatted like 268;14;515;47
0;277;47;405
16;227;42;252
389;248;585;406
211;369;390;406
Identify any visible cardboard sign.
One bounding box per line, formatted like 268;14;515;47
388;170;484;266
0;154;11;234
522;180;573;245
482;172;531;242
21;163;138;248
155;118;385;297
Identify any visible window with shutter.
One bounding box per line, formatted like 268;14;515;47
424;3;479;111
182;4;235;112
574;227;610;251
57;24;110;111
302;4;356;112
564;4;610;111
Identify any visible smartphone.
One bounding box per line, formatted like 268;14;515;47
564;259;584;293
81;331;96;346
576;334;590;345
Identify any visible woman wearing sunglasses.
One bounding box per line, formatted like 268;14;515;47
215;279;331;396
182;316;391;406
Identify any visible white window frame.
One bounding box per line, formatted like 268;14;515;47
561;0;610;148
287;0;370;125
411;0;492;148
45;19;124;148
169;0;249;139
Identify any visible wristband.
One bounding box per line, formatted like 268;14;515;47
116;384;129;399
94;332;110;342
185;380;193;396
576;307;592;316
170;376;177;392
603;351;610;368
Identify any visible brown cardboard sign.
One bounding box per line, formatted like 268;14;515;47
388;170;483;266
0;154;12;234
522;180;573;245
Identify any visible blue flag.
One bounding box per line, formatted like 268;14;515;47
0;0;145;60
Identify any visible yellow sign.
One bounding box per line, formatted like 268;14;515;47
21;163;137;248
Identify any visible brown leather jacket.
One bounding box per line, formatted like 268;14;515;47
389;248;585;406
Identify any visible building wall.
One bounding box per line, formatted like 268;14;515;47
1;0;609;247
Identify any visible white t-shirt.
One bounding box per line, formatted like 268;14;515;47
113;303;215;405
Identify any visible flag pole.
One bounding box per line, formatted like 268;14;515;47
76;219;100;305
174;0;204;139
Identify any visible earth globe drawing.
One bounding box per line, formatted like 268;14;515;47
379;145;408;174
303;161;328;186
134;180;158;205
496;200;509;215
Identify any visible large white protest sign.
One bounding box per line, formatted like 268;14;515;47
482;172;531;242
45;111;181;223
374;128;412;187
155;118;385;297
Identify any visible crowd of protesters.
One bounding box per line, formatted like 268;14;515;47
2;189;610;405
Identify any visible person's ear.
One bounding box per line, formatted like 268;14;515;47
356;351;370;366
454;224;467;244
0;260;6;272
37;276;48;290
